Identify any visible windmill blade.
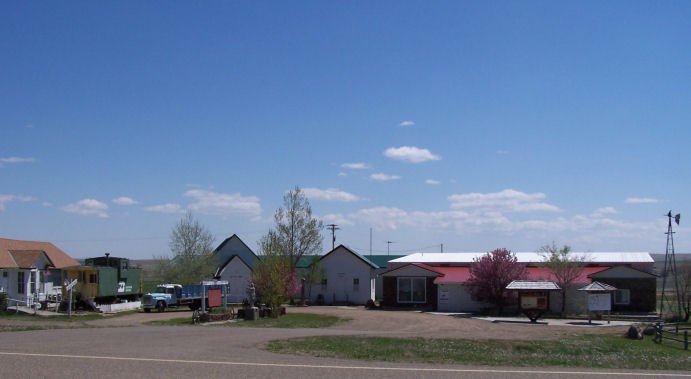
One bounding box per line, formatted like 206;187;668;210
675;214;681;225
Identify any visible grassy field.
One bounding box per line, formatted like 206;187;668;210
0;309;139;332
267;334;690;371
144;312;347;328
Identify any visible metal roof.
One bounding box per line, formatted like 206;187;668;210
506;280;561;291
578;281;617;292
389;252;653;264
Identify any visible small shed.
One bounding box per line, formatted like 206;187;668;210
506;280;561;322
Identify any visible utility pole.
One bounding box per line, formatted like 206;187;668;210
387;241;395;256
327;224;340;250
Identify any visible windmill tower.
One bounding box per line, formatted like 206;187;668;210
659;211;683;320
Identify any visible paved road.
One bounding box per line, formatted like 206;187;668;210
0;323;687;379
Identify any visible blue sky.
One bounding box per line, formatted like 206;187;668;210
2;1;690;259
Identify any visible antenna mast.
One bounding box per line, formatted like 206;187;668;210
659;211;682;320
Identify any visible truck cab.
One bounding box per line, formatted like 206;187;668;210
141;284;182;313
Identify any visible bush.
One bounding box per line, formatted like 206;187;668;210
0;293;7;311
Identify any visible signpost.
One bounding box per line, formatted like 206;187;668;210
578;281;616;324
64;279;77;317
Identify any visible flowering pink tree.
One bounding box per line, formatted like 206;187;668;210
465;248;527;315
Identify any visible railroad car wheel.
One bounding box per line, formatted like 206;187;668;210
156;301;165;313
192;310;200;324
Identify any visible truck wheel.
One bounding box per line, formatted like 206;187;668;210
156;301;165;313
143;308;151;313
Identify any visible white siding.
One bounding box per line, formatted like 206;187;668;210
217;257;252;303
312;247;374;305
437;283;484;312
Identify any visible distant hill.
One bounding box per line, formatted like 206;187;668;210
651;253;691;264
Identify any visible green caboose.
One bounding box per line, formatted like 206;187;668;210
84;253;142;302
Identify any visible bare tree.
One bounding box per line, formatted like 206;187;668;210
274;186;323;267
253;187;323;315
539;242;586;317
465;248;527;315
154;212;216;285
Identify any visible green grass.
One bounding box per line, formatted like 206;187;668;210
144;316;196;326
0;309;138;322
0;324;60;333
267;335;691;371
144;312;347;328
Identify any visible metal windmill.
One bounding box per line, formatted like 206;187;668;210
659;211;683;320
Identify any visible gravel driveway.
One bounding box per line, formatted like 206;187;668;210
2;305;629;341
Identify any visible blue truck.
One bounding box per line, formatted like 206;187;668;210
142;283;222;313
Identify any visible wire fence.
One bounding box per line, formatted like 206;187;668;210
654;322;690;350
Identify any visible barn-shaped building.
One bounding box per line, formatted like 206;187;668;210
212;234;259;303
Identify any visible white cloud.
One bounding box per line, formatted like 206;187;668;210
592;207;617;217
322;213;354;226
448;189;560;213
370;173;401;182
341;162;369;170
324;191;657;248
62;198;109;218
112;196;138;206
384;146;441;163
0;157;36;166
338;172;348;177
184;189;261;217
354;207;413;230
399;120;415;127
303;188;360;202
625;197;659;204
425;179;440;185
145;203;183;214
0;194;35;211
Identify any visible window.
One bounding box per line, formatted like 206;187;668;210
321;278;327;290
397;277;426;303
353;278;359;292
614;289;630;305
17;272;25;294
89;274;98;284
2;271;7;277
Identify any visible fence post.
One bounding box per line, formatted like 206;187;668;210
685;331;688;351
654;322;662;344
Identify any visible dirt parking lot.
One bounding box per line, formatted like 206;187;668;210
2;305;629;341
287;306;626;340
